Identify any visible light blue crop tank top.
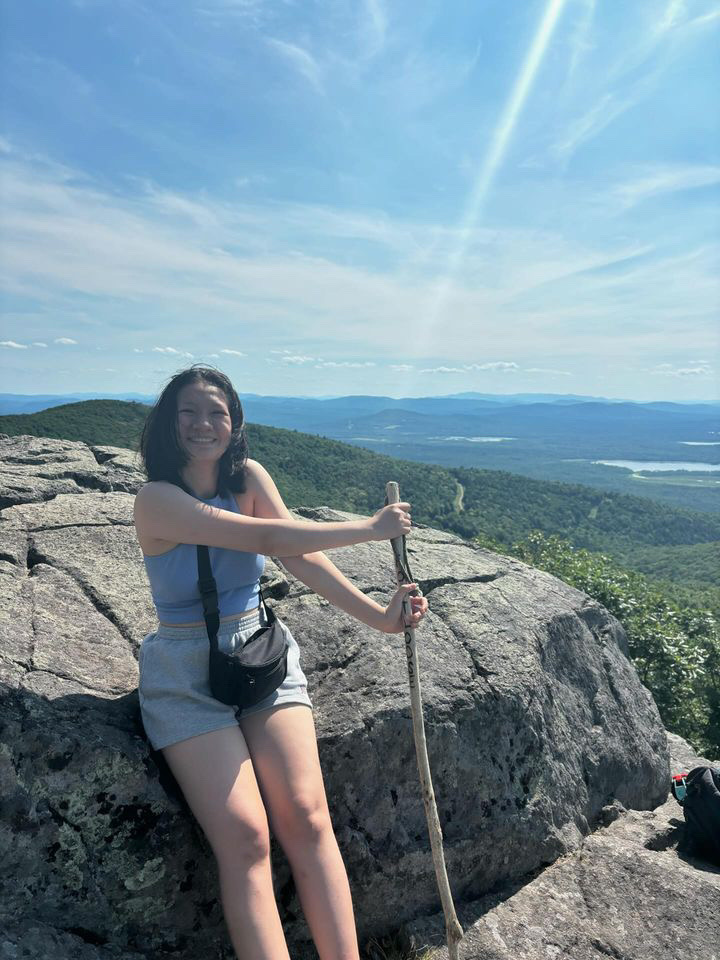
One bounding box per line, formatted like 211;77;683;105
143;490;265;624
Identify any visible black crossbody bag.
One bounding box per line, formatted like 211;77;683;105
197;545;289;711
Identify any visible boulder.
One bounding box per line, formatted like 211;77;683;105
405;735;720;959
0;436;673;957
0;435;144;509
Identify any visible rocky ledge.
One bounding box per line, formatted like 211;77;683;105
0;435;715;960
405;732;719;959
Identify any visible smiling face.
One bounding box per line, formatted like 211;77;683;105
176;380;233;462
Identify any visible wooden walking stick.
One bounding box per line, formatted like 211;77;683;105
385;481;464;959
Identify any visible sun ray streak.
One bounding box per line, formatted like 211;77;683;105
413;0;570;368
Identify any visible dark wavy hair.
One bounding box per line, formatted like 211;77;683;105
140;365;248;493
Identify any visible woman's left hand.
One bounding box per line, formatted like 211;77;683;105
380;583;429;633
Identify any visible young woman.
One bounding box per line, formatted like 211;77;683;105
134;365;428;960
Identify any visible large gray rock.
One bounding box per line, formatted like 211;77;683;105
405;735;720;960
0;435;144;509
0;436;674;957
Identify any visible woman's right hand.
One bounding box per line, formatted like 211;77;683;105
368;502;412;541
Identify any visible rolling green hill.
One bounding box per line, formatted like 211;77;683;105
0;399;149;448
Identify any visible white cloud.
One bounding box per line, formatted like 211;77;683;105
220;348;246;356
54;337;78;345
280;355;315;365
656;0;686;34
390;364;414;372
610;164;720;210
420;361;520;374
145;187;222;231
194;0;271;23
565;0;596;81
133;348;143;353
552;93;635;160
152;346;193;358
419;366;466;374
315;360;376;368
648;362;715;378
266;38;324;94
474;361;520;372
235;174;270;189
361;0;388;58
526;366;572;375
0;340;28;349
675;366;713;377
32;341;48;347
1;152;716;375
689;8;720;28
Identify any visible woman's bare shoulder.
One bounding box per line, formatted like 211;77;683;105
244;458;269;479
242;459;275;491
133;482;182;554
134;480;177;507
134;482;187;529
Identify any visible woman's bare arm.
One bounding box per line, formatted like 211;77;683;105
133;478;410;557
245;460;428;633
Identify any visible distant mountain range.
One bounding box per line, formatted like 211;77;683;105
1;392;717;517
1;391;717;417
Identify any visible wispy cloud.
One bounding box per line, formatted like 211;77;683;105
220;348;247;356
551;91;644;161
655;0;687;35
55;337;78;345
552;0;720;162
360;0;387;59
421;0;570;335
315;360;376;368
266;38;324;94
152;346;193;357
280;355;316;365
419;366;466;374
526;367;572;375
609;164;720;210
479;361;520;372
1;340;29;349
195;0;270;19
1;150;716;377
649;361;715;378
419;361;521;375
565;0;596;81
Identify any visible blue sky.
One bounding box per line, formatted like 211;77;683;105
1;0;718;401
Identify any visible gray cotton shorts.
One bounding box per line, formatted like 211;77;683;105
138;607;313;751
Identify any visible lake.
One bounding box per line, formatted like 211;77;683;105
593;460;720;473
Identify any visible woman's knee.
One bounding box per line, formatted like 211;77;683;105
276;792;333;849
209;804;272;868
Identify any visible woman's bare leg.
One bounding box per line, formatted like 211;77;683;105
162;725;291;960
240;705;360;960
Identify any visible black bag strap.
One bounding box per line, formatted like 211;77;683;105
197;545;274;652
197;545;221;652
